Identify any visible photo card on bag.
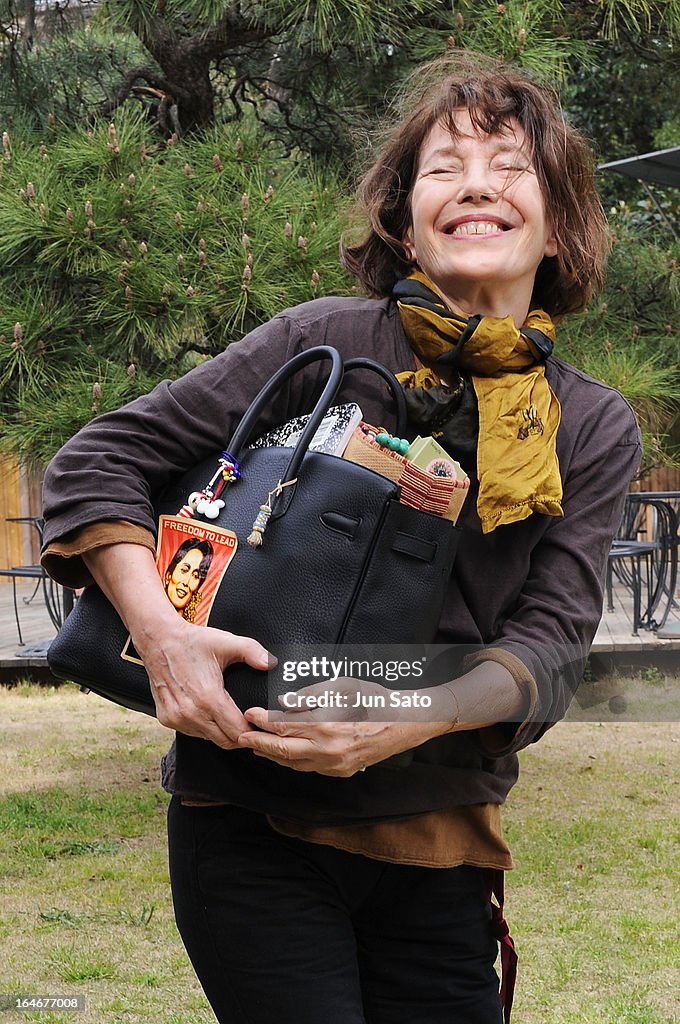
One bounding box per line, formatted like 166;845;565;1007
120;514;238;665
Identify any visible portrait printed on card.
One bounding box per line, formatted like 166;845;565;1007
121;515;238;665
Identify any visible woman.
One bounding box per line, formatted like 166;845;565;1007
163;538;213;622
42;54;641;1023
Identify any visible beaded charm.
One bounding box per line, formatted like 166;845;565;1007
177;451;241;520
375;431;410;456
194;494;225;519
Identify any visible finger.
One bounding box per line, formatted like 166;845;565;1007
153;671;251;745
189;719;240;750
237;731;315;762
279;707;342;724
243;706;287;731
284;678;363;704
153;699;239;749
216;632;277;673
244;706;338;734
274;697;368;724
212;688;255;735
249;701;367;729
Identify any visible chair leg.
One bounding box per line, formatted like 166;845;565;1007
41;575;63;630
22;578;42;606
606;561;614;612
631;557;641;636
11;576;25;646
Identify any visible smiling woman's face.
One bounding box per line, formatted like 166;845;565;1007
405;110;558;315
165;547;204;612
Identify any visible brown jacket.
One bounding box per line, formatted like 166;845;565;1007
42;296;641;821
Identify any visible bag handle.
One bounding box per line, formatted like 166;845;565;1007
343;357;407;437
228;346;344;485
227;347;408;487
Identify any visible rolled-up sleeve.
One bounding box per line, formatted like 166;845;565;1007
41;521;156;589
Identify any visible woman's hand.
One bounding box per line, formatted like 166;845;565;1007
83;542;272;748
237;678;459;775
135;616;271;748
238;657;528;774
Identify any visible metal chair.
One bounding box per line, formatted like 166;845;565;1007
606;540;657;635
607;494;679;633
0;516;71;645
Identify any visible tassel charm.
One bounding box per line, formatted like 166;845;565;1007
247;478;298;548
247;502;271;547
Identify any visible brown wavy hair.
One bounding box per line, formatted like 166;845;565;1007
341;52;609;317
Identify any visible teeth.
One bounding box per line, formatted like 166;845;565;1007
449;221;506;236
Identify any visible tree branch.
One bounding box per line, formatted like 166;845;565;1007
99;66;190;118
192;9;275;61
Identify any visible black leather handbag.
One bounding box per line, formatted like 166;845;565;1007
47;346;461;715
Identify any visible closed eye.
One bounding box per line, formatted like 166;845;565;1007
421;167;461;178
497;163;535;175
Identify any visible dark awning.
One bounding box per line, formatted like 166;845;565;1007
598;146;680;189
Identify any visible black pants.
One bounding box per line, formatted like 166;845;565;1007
168;798;504;1024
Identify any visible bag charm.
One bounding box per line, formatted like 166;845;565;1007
177;451;241;519
247;478;298;548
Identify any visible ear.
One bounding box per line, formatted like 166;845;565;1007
544;234;558;259
402;225;417;263
544;220;558;259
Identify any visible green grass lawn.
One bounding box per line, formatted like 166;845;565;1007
0;683;678;1023
505;719;678;1023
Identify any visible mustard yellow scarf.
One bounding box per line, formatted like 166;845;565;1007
394;271;563;533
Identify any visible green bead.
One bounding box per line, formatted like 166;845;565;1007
398;439;410;455
375;432;390;445
388;437;402;451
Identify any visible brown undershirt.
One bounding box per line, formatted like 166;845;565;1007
43;520;514;870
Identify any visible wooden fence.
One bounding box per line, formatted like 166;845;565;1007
0;456;44;576
631;466;680;493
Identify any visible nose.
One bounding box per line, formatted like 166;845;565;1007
456;159;497;203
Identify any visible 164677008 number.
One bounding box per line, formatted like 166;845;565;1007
12;995;86;1011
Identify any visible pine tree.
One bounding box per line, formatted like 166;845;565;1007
0;110;352;461
0;0;678;465
561;210;680;470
